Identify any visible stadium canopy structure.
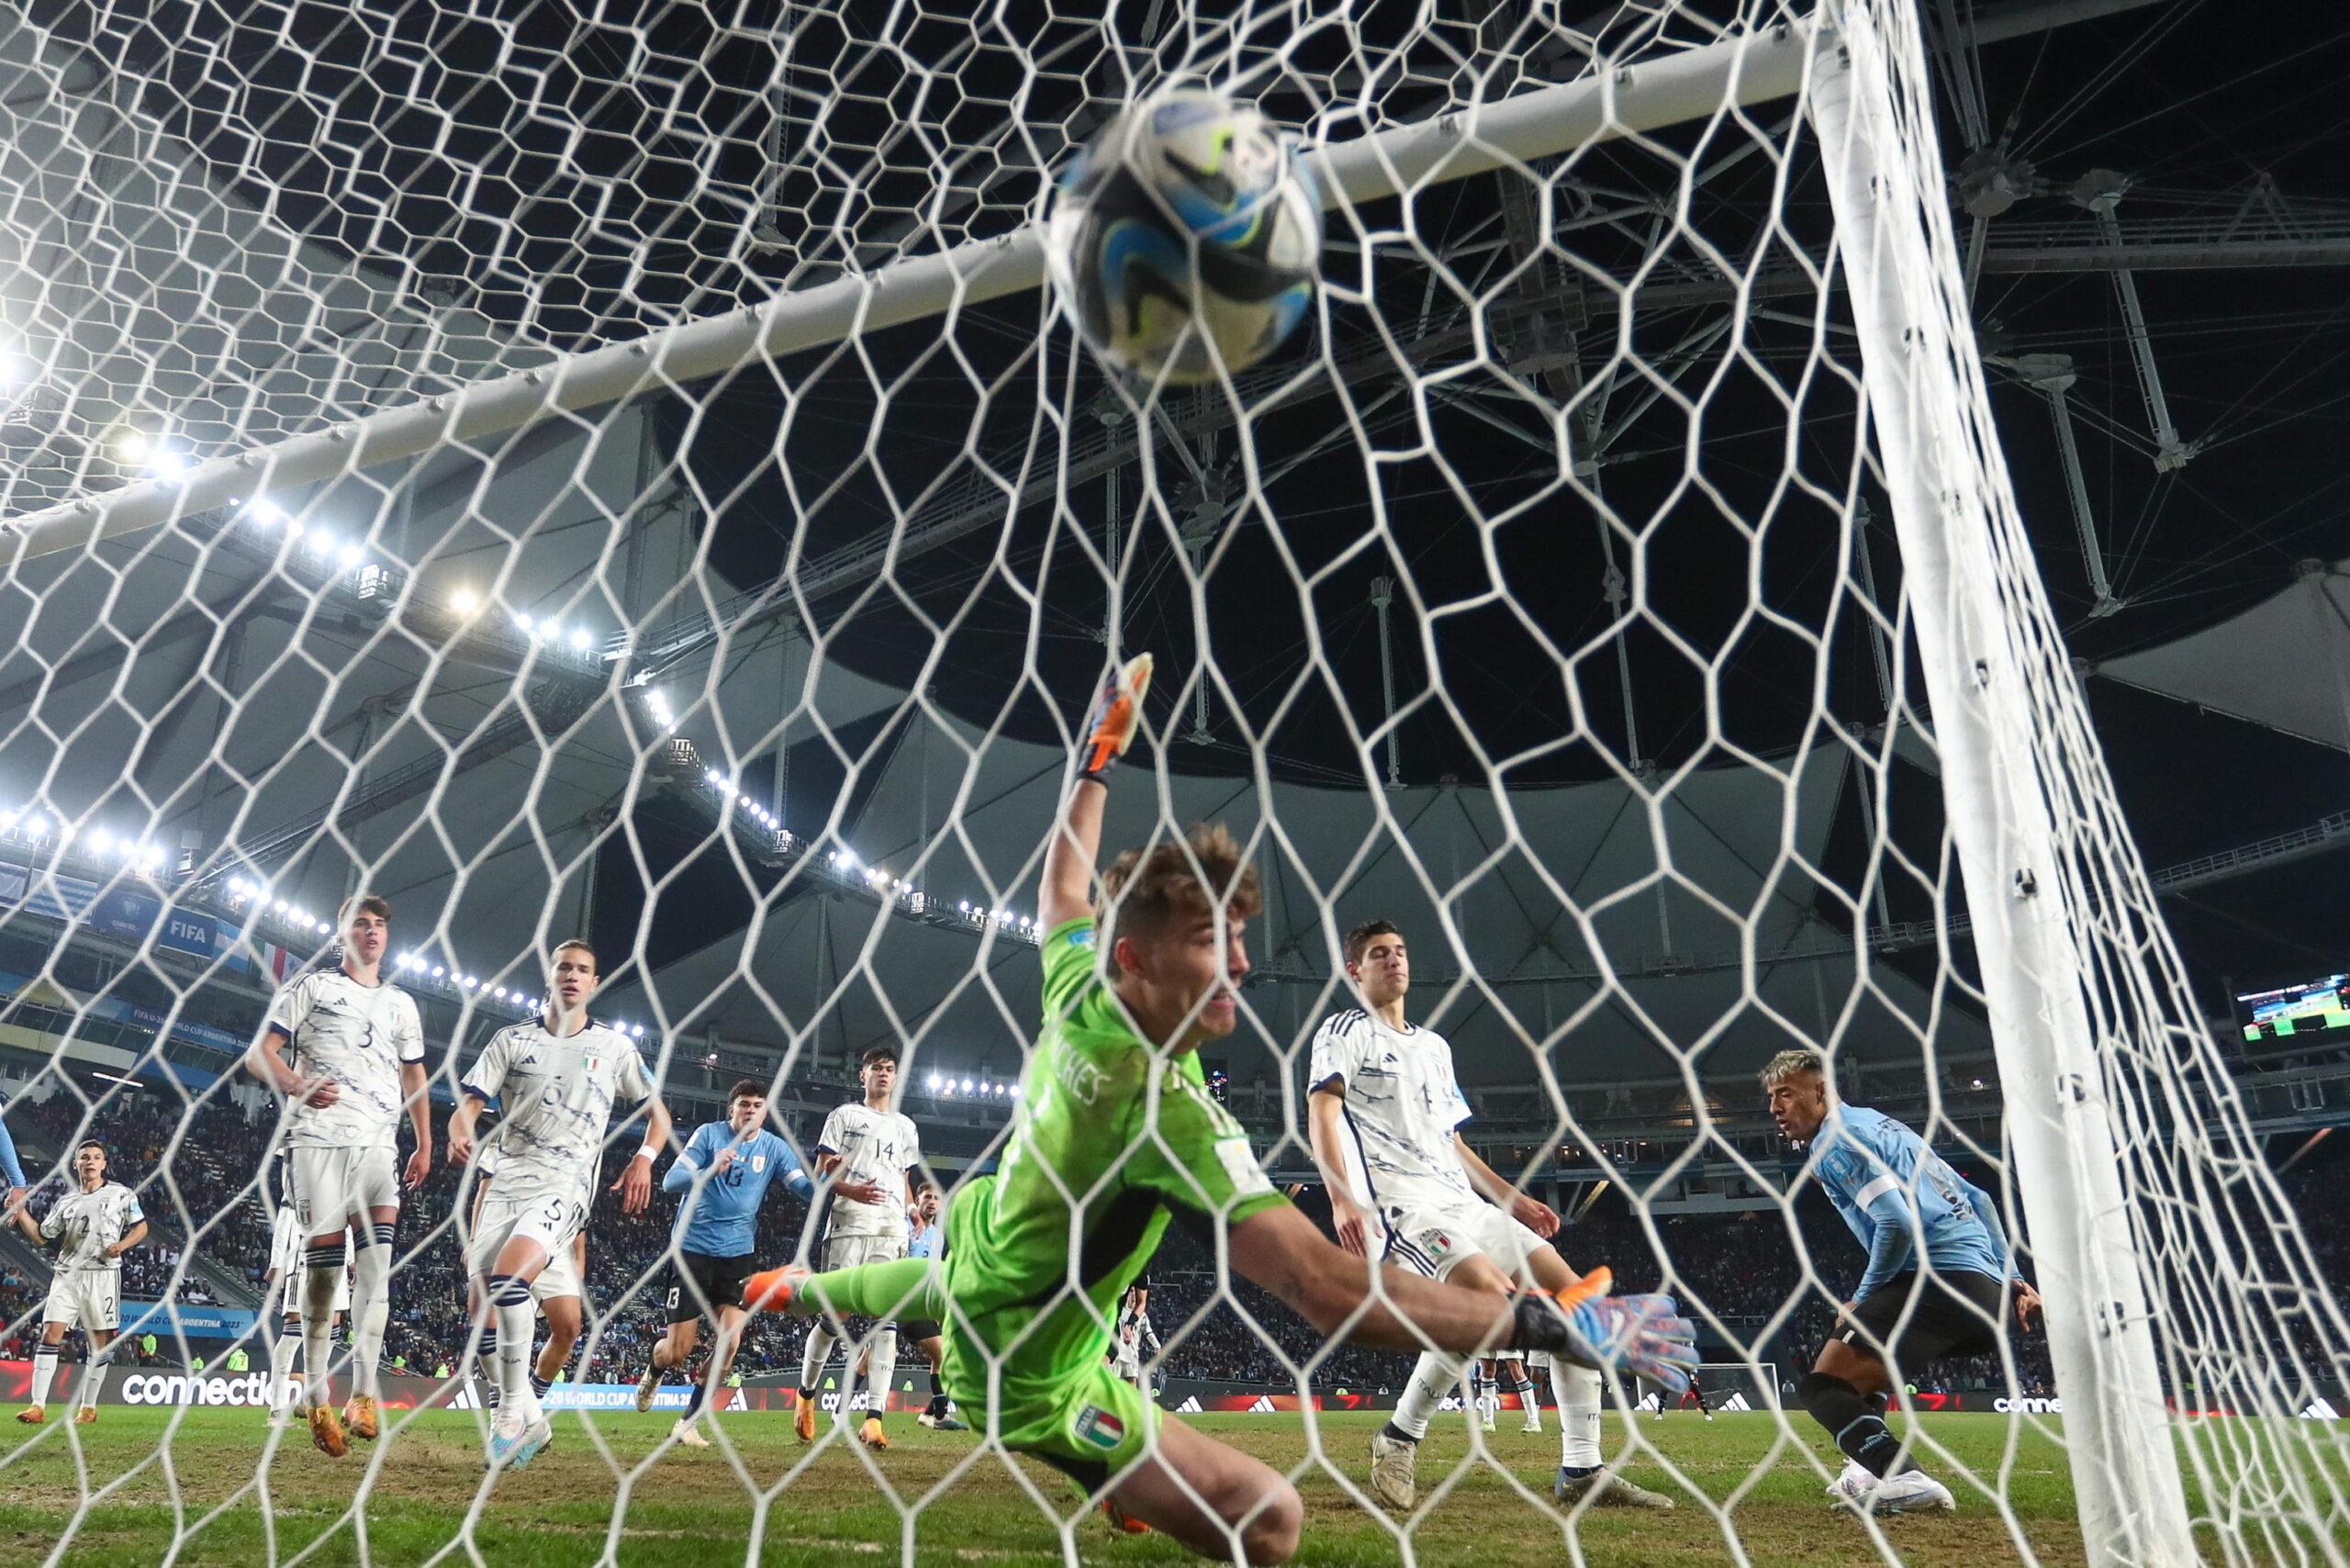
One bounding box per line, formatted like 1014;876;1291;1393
0;0;2345;1134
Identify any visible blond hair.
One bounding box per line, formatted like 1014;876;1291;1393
1758;1047;1827;1087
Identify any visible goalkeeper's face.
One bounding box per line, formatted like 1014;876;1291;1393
1117;907;1250;1048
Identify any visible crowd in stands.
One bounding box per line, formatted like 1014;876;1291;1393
6;1081;2346;1409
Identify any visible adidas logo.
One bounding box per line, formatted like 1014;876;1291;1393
1174;1396;1203;1414
447;1381;483;1411
2300;1397;2340;1421
1720;1392;1753;1413
1247;1395;1277;1414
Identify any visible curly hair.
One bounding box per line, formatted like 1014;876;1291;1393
1100;822;1262;958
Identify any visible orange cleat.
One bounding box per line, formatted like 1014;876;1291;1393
794;1394;818;1443
859;1416;889;1450
342;1394;379;1442
73;1407;95;1426
1102;1498;1152;1535
16;1406;43;1425
309;1404;349;1458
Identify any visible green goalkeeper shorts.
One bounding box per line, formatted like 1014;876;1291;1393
986;1360;1156;1488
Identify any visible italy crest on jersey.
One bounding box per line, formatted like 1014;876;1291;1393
1074;1404;1125;1450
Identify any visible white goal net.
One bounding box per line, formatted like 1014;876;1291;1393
0;2;2343;1566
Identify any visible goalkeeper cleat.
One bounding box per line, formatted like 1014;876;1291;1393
341;1394;379;1442
1078;654;1153;779
860;1415;890;1449
1368;1428;1418;1510
743;1265;809;1316
669;1417;711;1450
15;1406;42;1425
73;1407;96;1426
633;1366;662;1414
1102;1498;1152;1535
1554;1467;1676;1510
308;1404;349;1458
794;1394;819;1443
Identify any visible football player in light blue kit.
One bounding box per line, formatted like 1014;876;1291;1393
0;1096;27;1219
635;1079;884;1450
1763;1048;2042;1517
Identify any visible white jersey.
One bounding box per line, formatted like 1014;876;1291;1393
817;1102;920;1238
1308;1008;1478;1215
460;1018;655;1203
267;969;426;1149
42;1181;144;1274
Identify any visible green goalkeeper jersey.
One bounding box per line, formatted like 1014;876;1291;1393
943;916;1287;1415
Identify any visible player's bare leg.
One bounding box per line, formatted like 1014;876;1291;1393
1106;1417;1301;1564
669;1305;746;1450
640;1317;700;1413
342;1202;398;1442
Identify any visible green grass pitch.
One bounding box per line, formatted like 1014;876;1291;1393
0;1405;2320;1566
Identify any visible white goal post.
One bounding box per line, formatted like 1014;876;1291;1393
0;4;2344;1567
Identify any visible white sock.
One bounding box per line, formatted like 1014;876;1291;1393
349;1223;395;1399
302;1249;341;1407
29;1346;60;1406
490;1284;537;1424
271;1329;301;1410
1555;1361;1603;1469
799;1324;837;1392
1518;1376;1543;1430
1392;1350;1468;1441
864;1328;899;1423
76;1353;110;1409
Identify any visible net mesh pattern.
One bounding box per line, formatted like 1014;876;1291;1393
0;2;2343;1563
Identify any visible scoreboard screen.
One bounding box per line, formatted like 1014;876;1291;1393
2236;973;2350;1045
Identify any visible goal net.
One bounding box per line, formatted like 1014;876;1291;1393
0;1;2342;1565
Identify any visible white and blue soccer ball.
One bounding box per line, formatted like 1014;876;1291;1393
1047;88;1322;385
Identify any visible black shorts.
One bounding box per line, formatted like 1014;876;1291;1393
1841;1270;2006;1369
901;1318;943;1342
664;1251;757;1326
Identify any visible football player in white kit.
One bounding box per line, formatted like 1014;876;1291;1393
448;937;672;1473
12;1139;147;1424
469;1132;590;1421
1307;920;1673;1513
263;1154;350;1420
793;1045;921;1449
243;893;430;1457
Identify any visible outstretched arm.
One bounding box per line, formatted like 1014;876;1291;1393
1039;654;1153;931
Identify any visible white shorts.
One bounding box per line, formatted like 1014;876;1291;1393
824;1231;906;1271
469;1189;588;1282
43;1271;121;1333
1378;1199;1547;1283
532;1230;584;1305
290;1144;399;1234
277;1266;352;1320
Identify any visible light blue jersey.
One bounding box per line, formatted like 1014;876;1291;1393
909;1217;940;1260
662;1122;812;1259
1809;1104;2011;1303
0;1104;23;1190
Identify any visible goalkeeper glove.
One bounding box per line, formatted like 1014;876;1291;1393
1078;653;1154;782
1510;1267;1700;1394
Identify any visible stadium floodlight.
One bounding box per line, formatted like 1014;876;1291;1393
569;626;592;652
514;612;534;633
925;1071;941;1091
244;498;287;525
87;829;113;856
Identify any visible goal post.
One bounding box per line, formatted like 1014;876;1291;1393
1807;8;2194;1561
3;3;2348;1565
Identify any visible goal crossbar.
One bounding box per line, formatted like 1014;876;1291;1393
0;19;1813;563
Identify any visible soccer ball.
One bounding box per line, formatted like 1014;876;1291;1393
1047;88;1322;385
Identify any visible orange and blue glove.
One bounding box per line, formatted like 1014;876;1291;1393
1079;653;1154;782
1510;1267;1701;1393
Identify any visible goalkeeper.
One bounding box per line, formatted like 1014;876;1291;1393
744;655;1697;1562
